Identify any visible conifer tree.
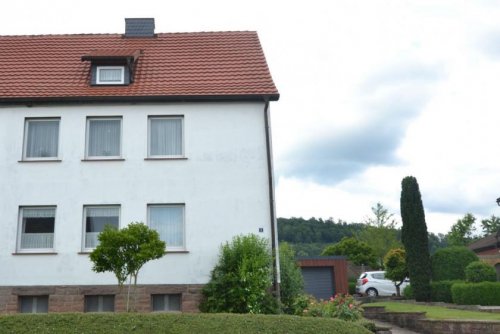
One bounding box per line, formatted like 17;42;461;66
400;176;431;301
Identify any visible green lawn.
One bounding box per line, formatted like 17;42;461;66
0;312;372;334
365;302;500;321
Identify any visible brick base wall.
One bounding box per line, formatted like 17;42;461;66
0;284;204;314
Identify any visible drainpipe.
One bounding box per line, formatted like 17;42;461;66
264;100;281;304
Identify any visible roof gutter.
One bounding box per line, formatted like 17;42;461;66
264;99;281;304
0;94;280;106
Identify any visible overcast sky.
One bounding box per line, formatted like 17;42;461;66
3;0;500;234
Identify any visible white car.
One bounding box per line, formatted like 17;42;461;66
355;271;409;297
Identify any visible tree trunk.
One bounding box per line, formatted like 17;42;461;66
126;275;132;312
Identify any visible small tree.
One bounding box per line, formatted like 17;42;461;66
322;237;378;268
481;215;500;236
400;176;432;301
200;234;273;314
90;222;166;311
384;248;408;296
446;213;478;246
279;242;304;314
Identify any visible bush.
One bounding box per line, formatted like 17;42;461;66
303;294;363;321
348;278;357;295
465;261;496;283
451;282;500;306
431;246;478;281
279;243;305;314
430;280;464;303
403;285;414;299
200;234;274;314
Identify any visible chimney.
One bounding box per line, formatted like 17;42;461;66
125;18;155;38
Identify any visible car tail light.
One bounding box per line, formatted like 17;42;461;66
361;278;368;285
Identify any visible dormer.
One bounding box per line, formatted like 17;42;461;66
81;49;142;86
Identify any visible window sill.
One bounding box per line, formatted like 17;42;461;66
165;250;189;254
18;159;62;163
78;251;92;255
81;158;125;162
145;157;188;161
12;252;58;255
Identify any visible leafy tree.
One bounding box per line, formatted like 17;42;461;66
465;261;497;283
200;234;274;314
431;246;479;281
365;202;397;227
446;213;478;246
384;248;408;297
427;232;448;254
358;205;401;268
279;243;304;314
400;176;432;301
321;237;378;268
480;215;500;236
90;222;166;311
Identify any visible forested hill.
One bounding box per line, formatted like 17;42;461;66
277;217;364;244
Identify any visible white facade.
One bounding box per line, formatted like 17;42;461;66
0;102;272;286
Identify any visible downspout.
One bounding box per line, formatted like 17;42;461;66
264;100;281;304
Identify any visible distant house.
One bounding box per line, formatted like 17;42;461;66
468;233;500;280
0;18;280;313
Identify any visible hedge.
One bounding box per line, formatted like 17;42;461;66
0;313;373;334
465;261;496;283
404;281;465;303
431;247;478;281
451;282;500;306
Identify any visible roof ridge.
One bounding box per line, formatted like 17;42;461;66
0;31;258;38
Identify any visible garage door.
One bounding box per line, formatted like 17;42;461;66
301;266;335;300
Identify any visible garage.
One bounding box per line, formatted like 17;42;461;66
297;256;348;300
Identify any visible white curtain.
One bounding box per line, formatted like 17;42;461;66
150;118;183;156
85;207;119;249
88;119;121;157
21;208;55;249
26;120;59;158
149;206;184;248
99;68;122;82
86;207;119;218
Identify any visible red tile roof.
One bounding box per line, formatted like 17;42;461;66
0;31;279;103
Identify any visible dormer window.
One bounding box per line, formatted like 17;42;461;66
96;66;125;85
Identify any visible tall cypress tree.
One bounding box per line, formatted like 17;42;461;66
400;176;431;301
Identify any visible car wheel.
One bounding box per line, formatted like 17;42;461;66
366;288;378;297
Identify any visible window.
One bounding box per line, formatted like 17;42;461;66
148;205;185;250
18;207;56;251
84;295;114;312
83;206;120;250
148;116;184;157
151;294;181;312
86;117;122;158
96;66;124;85
19;296;49;313
23;118;60;160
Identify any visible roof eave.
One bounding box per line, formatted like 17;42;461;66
0;93;280;106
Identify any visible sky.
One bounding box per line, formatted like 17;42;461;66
2;0;500;234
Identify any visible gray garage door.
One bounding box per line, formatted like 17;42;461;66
301;266;335;300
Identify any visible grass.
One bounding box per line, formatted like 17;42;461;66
365;302;500;321
0;312;372;334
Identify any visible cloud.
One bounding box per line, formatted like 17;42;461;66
477;30;500;59
278;61;444;184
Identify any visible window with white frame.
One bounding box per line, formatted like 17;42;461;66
151;294;181;312
23;118;60;160
148;116;184;157
18;207;56;251
84;295;114;312
96;66;125;85
86;117;122;158
83;206;120;250
19;296;49;313
148;204;185;250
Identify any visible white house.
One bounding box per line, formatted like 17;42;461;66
0;18;279;313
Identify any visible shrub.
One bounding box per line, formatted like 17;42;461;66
403;285;414;299
303;294;363;321
348;278;357;295
431;246;478;281
430;280;463;303
279;242;305;314
451;282;500;306
200;234;273;314
465;261;496;283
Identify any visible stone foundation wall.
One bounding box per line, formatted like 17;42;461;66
0;284;204;314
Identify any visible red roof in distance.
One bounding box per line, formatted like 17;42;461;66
0;31;279;102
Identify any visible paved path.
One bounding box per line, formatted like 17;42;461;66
370;319;422;334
